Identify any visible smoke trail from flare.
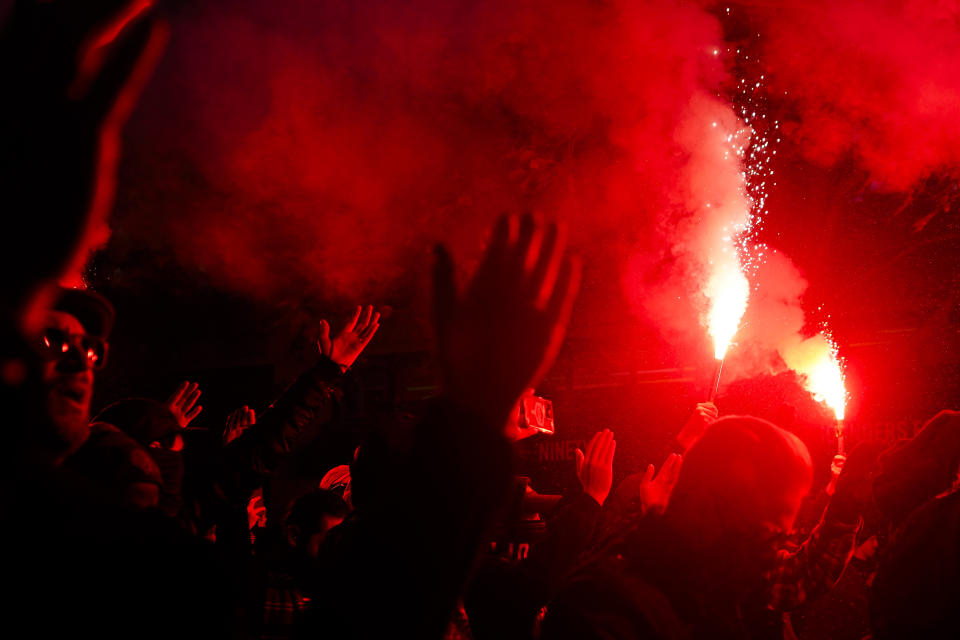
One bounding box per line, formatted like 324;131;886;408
670;92;757;363
702;116;754;361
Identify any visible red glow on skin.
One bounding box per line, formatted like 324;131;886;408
71;1;156;98
93;0;155;50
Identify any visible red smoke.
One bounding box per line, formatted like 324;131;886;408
112;0;960;379
123;0;727;306
721;0;960;388
756;0;960;190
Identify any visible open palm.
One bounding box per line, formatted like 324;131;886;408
318;305;381;371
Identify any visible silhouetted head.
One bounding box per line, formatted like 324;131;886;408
95;398;184;517
66;422;162;509
286;488;350;559
874;410;960;527
665;416;813;580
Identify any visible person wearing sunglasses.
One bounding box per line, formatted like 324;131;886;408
37;287;114;464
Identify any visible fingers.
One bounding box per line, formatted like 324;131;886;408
354;306;381;346
604;432;617;466
358;309;381;339
642;464;656;485
75;1;154;99
473;215;512;284
509;213;538;275
86;11;168;132
344;305;362;333
528;221;566;308
657;453;683;487
184;403;202;423
533;256;581;386
831;454;846;476
357;305;374;330
358;319;380;345
600;430;615;464
661;452;681;472
182;383;201;412
318;319;332;354
169;382;201;427
584;430;615;466
546;255;582;324
698;402;719;420
339;305;379;342
509;215;570;308
528;222;559;285
167;380;188;405
168;382;200;414
227;407;251;427
584;431;601;463
225;406;254;444
703;402;719;418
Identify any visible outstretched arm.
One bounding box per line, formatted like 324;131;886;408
220;306;382;502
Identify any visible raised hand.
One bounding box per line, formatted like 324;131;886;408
676;402;719;451
575;429;616;505
318;305;381;371
165;381;202;429
223;405;256;446
824;453;846;496
827;443;883;524
433;214;580;423
621;453;684;516
831;454;846;478
3;1;168;302
246;489;267;530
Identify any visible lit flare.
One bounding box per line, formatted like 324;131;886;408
788;333;847;421
705;256;750;360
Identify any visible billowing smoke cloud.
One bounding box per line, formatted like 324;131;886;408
756;0;960;190
111;0;960;393
121;0;730;309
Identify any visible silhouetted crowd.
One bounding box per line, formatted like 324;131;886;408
2;3;958;638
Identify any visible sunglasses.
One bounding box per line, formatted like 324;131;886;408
40;328;109;370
